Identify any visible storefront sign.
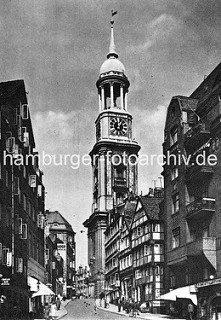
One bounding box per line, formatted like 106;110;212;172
1;278;10;286
196;278;221;288
57;244;66;251
153;300;165;306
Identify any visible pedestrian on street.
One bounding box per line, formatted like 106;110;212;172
50;301;56;320
94;299;97;314
187;302;194;320
117;297;121;312
43;303;50;320
55;297;61;310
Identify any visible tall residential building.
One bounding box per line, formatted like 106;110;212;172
46;210;76;298
162;62;221;319
0;80;46;317
83;16;140;297
130;189;164;313
104;188;164;314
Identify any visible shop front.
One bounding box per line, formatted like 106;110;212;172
196;277;221;320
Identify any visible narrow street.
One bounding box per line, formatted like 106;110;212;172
63;299;128;320
62;299;181;320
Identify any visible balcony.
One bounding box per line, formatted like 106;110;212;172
211;114;221;132
113;177;128;192
184;122;210;152
186;237;217;269
167;245;187;266
186;198;215;220
186;163;214;182
186;237;216;256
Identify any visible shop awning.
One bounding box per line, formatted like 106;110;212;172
28;276;55;297
158;285;197;305
32;283;55;297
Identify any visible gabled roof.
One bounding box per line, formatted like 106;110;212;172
190;62;221;101
177;96;198;111
124;200;137;229
0;79;27;103
46;210;75;234
139;195;162;220
164;96;198;130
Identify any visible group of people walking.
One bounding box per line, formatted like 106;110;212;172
43;296;61;320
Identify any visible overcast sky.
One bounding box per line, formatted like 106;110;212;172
2;0;221;266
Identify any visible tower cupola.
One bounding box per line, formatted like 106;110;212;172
97;11;129;113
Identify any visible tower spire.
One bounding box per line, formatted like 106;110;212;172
107;10;118;59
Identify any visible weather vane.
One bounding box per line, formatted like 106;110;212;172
111;10;117;25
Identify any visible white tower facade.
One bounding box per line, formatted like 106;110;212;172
84;14;140;298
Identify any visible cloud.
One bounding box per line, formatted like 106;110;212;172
32;110;78;153
127;14;181;53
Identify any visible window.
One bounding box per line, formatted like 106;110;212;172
203;267;209;280
5;170;9;188
152;223;160;232
18;127;27;143
137;227;142;236
172;228;180;249
135;269;141;279
154;244;163;254
182;111;187;123
23;194;27;211
115;164;126;179
171;167;178;180
16;257;23;273
14;176;20;195
23;166;26;179
6;137;15;153
170;270;176;287
172;193;180;214
144;245;150;256
170;126;178;146
21;104;28;119
203;226;209;238
0;243;2;263
21;223;27;239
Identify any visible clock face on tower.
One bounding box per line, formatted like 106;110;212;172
110;117;128;136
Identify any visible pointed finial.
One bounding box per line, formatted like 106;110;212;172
107;10;118;59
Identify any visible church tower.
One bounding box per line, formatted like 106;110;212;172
84;13;140;297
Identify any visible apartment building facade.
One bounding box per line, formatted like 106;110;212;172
104;190;164;313
162;62;221;319
0;80;46;317
46;210;76;298
131;191;164;313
